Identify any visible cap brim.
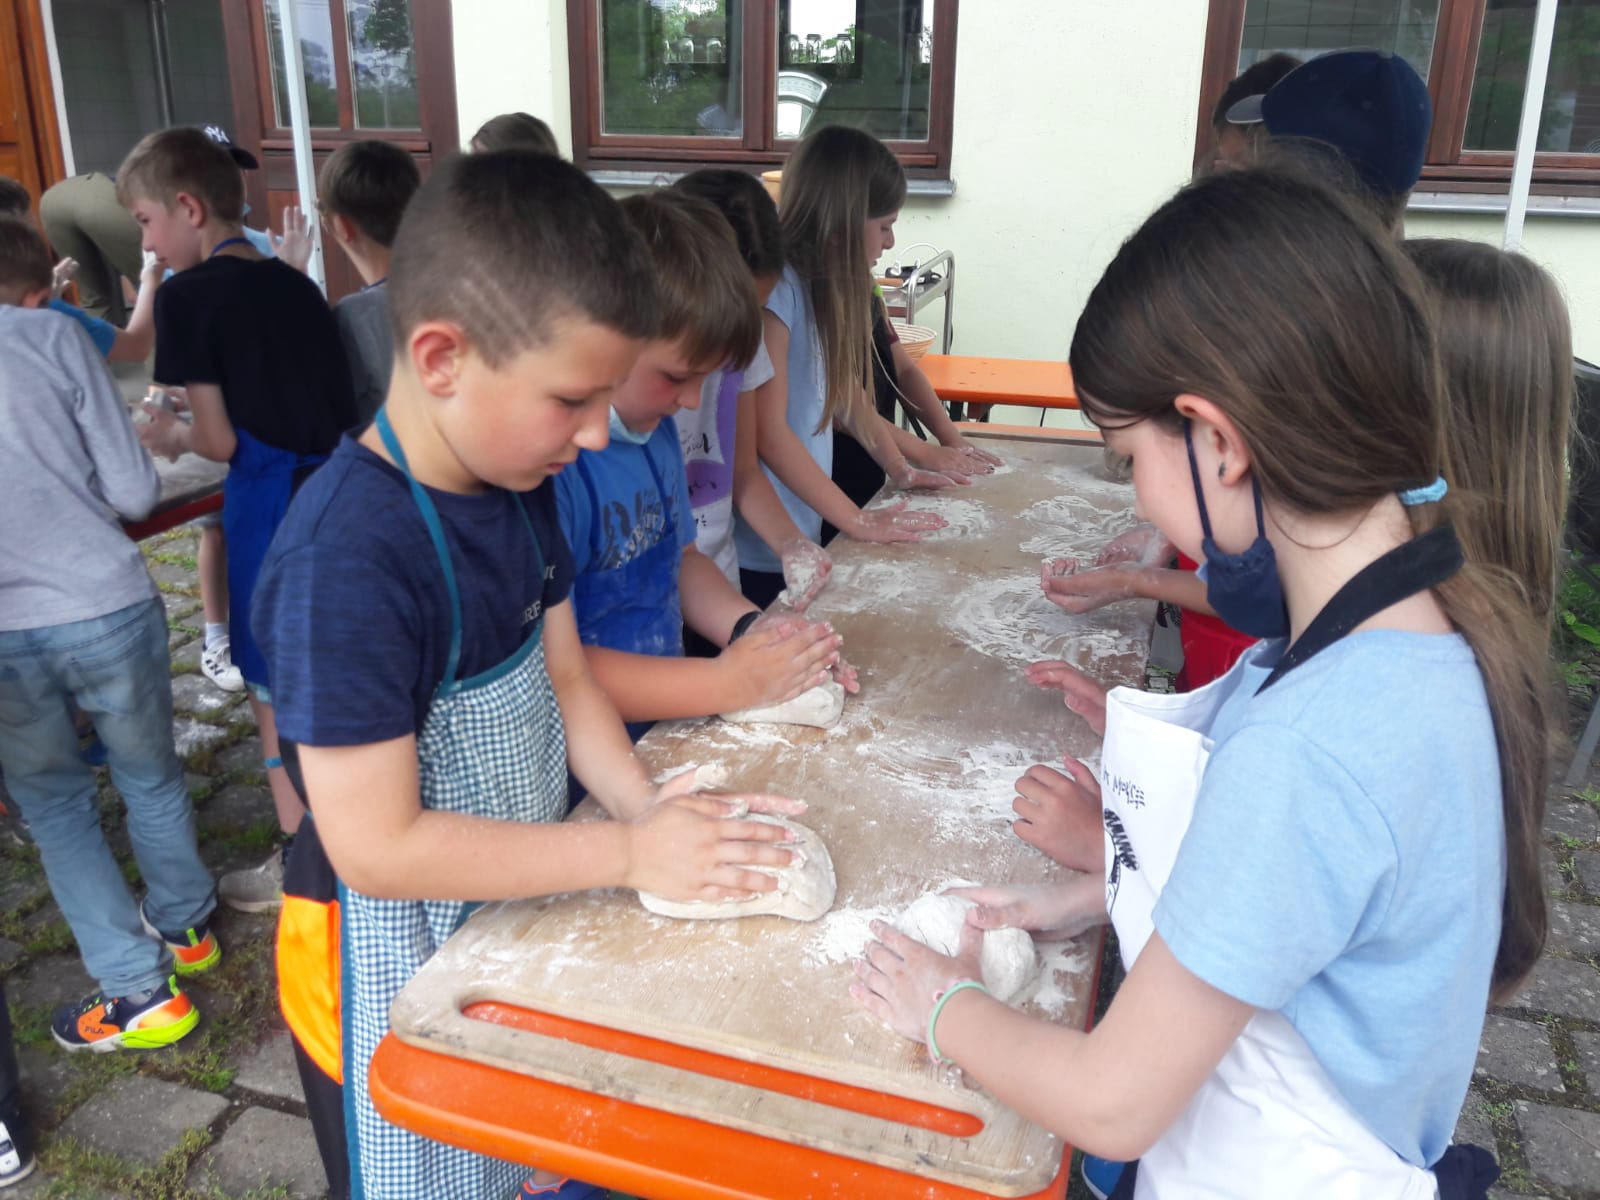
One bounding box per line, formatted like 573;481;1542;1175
1225;93;1266;125
227;146;260;170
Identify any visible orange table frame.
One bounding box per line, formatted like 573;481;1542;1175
920;355;1078;411
369;927;1105;1200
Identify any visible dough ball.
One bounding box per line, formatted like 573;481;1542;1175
720;680;845;729
894;892;1038;1003
639;815;836;921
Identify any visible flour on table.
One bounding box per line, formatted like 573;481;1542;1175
895;892;1039;1003
639;814;837;921
721;679;845;729
804;902;897;965
1019;493;1140;556
809;556;945;615
870;493;991;539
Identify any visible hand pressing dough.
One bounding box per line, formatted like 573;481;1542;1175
638;814;836;921
894;892;1039;1003
720;679;845;729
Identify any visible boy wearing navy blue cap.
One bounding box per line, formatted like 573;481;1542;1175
1226;48;1433;230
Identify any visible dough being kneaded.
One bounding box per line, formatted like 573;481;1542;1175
895;892;1039;1003
720;680;845;729
638;814;837;921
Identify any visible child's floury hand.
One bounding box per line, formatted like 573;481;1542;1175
137;405;186;462
1025;659;1109;735
624;793;799;901
851;920;982;1050
1011;757;1105;873
849;499;947;544
719;616;842;709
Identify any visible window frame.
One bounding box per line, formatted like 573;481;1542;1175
565;0;959;179
1197;0;1600;195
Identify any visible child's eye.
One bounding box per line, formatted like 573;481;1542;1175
555;396;588;409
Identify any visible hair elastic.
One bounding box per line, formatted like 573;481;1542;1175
927;979;989;1064
264;756;284;771
1399;477;1448;506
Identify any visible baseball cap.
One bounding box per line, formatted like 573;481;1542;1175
1226;49;1432;195
198;123;259;171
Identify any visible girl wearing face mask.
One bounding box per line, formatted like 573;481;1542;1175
852;166;1547;1200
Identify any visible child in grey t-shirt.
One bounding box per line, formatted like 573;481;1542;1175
318;140;421;423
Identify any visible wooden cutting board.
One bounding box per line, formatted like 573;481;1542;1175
390;436;1155;1196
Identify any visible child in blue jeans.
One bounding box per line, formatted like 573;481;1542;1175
0;216;219;1052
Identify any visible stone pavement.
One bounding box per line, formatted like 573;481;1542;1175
4;524;1600;1198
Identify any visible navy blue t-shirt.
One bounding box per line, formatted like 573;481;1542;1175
253;435;575;745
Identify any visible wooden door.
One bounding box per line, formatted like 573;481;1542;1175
0;0;66;204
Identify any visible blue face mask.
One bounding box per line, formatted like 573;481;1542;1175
608;407;654;446
1184;419;1290;639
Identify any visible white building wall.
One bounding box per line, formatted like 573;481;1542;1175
451;4;1599;376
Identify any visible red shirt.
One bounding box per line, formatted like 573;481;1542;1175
1175;552;1258;691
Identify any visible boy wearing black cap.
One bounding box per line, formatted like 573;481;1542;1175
1224;47;1433;231
117;126;358;913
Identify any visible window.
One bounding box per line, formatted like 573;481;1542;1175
260;0;421;132
1199;0;1600;193
568;0;958;178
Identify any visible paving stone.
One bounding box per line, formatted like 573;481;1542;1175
1548;900;1600;957
160;591;202;622
231;1029;304;1102
169;636;203;674
195;783;273;836
168;621;200;650
1577;850;1600;897
1509;956;1600;1022
1573;1031;1600;1094
1453;1089;1497;1153
58;1075;227;1168
1514;1100;1600;1191
169;672;244;719
1545;845;1570;895
1475;1015;1563;1092
8;954;93;1014
1547;800;1600;843
0;939;23;970
146;560;197;589
172;717;230;760
14;1045;76;1121
188;1106;327;1199
0;872;47;914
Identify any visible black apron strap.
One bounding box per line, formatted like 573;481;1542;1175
1431;1142;1500;1200
1258;523;1464;693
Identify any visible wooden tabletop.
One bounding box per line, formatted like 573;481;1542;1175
920;356;1077;410
381;437;1153;1198
122;452;226;541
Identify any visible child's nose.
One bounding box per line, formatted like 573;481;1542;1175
576;401;609;450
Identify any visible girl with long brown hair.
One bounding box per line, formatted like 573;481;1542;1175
732;125;989;605
854;166;1545;1198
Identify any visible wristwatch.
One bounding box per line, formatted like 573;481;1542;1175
729;610;762;643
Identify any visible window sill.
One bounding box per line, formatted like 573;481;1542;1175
1408;191;1600;218
587;168;957;197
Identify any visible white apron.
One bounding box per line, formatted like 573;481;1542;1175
1099;675;1440;1200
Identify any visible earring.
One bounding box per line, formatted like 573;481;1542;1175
1217;463;1226;479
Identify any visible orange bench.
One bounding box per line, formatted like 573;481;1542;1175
920;355;1077;411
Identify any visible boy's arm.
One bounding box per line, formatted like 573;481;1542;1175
542;598;655;820
138;382;237;463
106;255;163;363
679;544;761;646
64;325;161;519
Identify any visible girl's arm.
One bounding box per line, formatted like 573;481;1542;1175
106;255;163;363
889;342;1003;468
732;385;811;553
856;925;1252;1161
1043;564;1217;618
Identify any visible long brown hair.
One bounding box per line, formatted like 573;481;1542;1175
1071;166;1549;1001
778;124;906;433
1406;239;1574;631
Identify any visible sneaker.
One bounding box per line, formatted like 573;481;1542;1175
139;902;222;976
1081;1153;1126;1200
218;850;284;913
51;976;199;1052
0;1110;36;1189
200;640;245;693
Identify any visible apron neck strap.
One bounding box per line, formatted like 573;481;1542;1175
375;407;465;686
1258;522;1463;693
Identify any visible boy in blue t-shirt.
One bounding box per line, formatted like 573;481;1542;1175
556;190;849;737
252;150;802;1200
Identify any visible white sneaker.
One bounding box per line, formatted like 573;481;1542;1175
218;850;285;913
200;640;245;693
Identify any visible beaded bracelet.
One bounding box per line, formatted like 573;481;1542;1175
927;979;989;1065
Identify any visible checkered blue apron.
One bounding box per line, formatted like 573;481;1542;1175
343;410;568;1200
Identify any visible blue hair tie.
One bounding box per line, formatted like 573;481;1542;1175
1399;476;1448;506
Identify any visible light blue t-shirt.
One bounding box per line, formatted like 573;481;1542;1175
1154;632;1504;1169
46;298;115;358
733;264;830;574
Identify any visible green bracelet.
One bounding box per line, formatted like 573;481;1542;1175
927;979;989;1065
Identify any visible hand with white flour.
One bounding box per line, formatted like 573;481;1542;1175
847;499;947;544
1011;756;1105;873
852;917;985;1049
623;791;805;903
947;877;1109;941
1025;659;1108;735
778;538;832;611
716;614;842;712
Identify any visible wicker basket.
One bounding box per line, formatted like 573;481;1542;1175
760;170;783;203
891;320;938;361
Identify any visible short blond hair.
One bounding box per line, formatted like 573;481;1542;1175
116;127;244;222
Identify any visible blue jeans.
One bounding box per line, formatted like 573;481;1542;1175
0;599;215;996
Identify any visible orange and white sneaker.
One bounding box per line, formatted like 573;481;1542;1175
139;902;222;976
50;977;200;1052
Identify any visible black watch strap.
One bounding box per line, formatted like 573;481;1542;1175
729;610;762;643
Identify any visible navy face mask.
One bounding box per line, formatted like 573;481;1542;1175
1184;419;1290;639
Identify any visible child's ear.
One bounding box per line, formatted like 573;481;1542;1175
407;320;470;397
1174;392;1253;484
18;285;51;309
174;191;208;228
328;213;358;248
